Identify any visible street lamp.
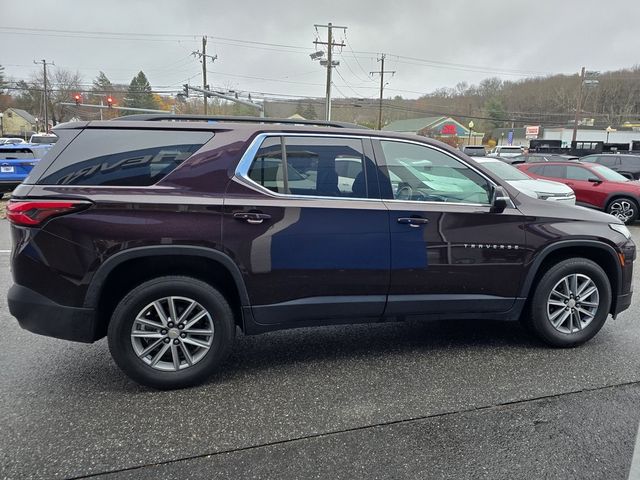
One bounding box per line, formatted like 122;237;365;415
0;112;3;137
468;120;474;145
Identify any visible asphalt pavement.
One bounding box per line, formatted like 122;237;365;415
1;220;640;479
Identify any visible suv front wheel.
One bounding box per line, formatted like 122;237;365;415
108;276;235;389
525;258;612;347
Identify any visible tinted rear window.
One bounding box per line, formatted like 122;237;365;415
36;129;213;186
0;148;37;159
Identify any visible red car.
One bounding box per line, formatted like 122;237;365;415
517;161;640;224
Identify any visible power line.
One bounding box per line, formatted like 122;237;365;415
0;25;554;77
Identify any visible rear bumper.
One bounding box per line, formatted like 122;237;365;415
8;284;99;343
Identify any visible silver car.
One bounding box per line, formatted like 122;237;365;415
472;157;576;204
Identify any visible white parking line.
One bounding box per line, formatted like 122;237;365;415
629;421;640;479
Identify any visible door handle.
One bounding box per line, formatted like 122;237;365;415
233;212;271;224
397;217;429;228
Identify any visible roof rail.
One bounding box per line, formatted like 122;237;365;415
111;114;368;129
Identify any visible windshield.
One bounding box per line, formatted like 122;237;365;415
30;135;58;144
481;161;531;181
591;164;630;182
498;147;522;153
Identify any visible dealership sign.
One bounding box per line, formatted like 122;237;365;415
441;124;457;135
525;125;540;139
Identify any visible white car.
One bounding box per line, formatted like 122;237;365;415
488;145;524;158
28;133;58;144
472;157;576;204
0;138;26;145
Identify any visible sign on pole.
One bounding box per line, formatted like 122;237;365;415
525;125;540;139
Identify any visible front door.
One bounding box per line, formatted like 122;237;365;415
564;164;609;208
372;139;527;317
224;134;389;325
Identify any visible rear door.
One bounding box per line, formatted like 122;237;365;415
619;156;640;180
224;134;390;326
372;138;526;317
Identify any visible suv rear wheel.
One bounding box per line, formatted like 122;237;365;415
524;258;611;347
107;276;235;389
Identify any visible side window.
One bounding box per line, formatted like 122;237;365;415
598;156;618;167
566;165;595;181
379;141;491;204
527;165;545;175
37;129;213;186
541;165;565;178
284;137;367;198
247;136;369;198
248;137;285;193
621;156;640;168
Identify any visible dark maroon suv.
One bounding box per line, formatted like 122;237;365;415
7;116;636;389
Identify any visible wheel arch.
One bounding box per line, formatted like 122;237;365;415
520;240;622;315
85;246;250;338
604;193;639;210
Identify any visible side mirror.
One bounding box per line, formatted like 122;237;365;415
588;177;602;184
490;186;509;213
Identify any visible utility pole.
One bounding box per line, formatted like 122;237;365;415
313;23;346;121
572;66;586;143
192;37;217;115
370;54;395;130
33;59;54;132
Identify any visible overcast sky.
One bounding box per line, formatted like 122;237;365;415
2;0;639;101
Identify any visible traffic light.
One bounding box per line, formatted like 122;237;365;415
106;96;114;109
74;94;81;106
183;84;189;98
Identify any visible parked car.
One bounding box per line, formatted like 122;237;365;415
471;157;575;204
509;153;579;164
581;153;640;180
7;115;635;389
517;161;640;224
461;145;486;156
28;133;58;144
0;144;52;193
0;137;27;145
487;145;524;158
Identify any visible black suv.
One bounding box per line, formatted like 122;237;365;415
582;153;640;180
7;116;636;389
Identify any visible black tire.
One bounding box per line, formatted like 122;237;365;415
524;258;611;347
107;276;235;389
606;197;639;225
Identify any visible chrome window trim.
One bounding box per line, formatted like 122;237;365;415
234;132;381;203
234;132;515;208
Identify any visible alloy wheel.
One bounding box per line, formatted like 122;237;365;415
609;200;635;222
130;296;214;372
546;273;599;334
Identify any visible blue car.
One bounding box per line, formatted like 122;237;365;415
0;144;52;193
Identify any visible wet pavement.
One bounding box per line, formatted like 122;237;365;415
1;221;639;479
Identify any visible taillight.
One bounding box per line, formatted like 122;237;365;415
7;200;91;227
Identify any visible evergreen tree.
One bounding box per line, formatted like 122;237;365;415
92;71;113;96
485;97;507;129
123;71;158;113
302;102;317;120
